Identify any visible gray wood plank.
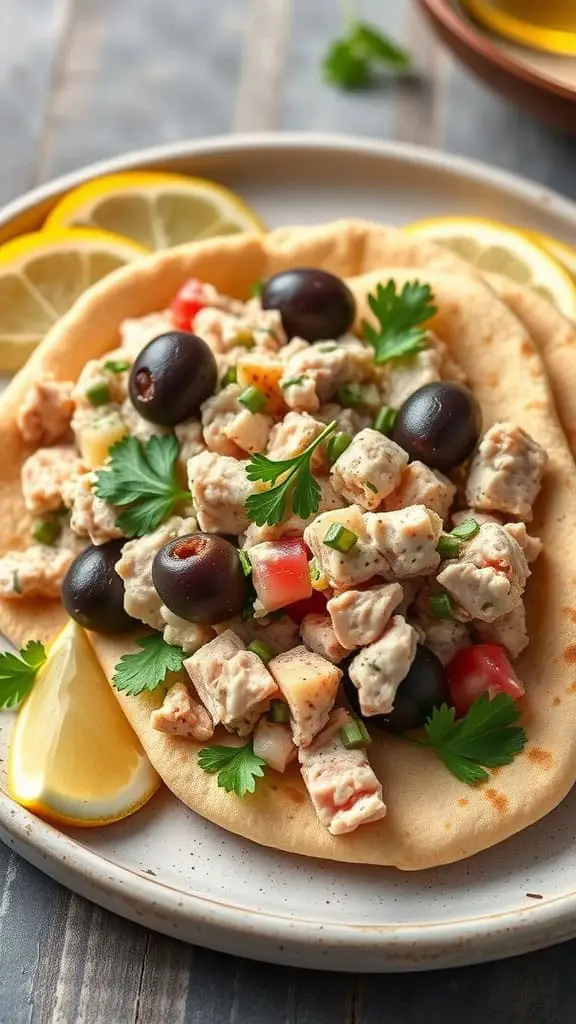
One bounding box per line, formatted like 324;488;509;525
282;0;412;136
357;942;576;1024
0;0;68;204
36;0;245;183
443;61;576;203
234;0;291;132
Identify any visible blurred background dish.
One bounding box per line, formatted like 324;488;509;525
418;0;576;132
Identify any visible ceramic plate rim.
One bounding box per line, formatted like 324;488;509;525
3;131;576;969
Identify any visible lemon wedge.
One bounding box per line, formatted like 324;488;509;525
0;227;147;371
523;230;576;280
404;216;576;320
44;171;265;250
9;621;159;827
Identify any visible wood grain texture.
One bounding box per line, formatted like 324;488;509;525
2;0;576;1021
0;0;69;205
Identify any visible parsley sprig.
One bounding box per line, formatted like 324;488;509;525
94;435;191;538
362;280;437;364
0;641;46;709
245;421;336;527
113;634;185;696
198;741;266;797
417;692;527;785
323;19;411;90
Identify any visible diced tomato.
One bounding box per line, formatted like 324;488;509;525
169;278;210;330
285;589;328;625
446;644;524;717
251;538;312;614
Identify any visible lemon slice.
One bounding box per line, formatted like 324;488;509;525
523;230;576;280
0;227;147;371
44;171;265;250
9;621;159;827
404;216;576;320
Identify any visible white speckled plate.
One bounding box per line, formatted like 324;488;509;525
2;133;576;972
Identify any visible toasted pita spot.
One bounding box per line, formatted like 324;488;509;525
561;606;576;624
552;697;562;706
568;682;576;695
284;785;306;805
563;644;576;664
457;797;468;807
520;340;534;357
525;401;545;411
527;747;553;769
485;788;508;813
444;821;452;831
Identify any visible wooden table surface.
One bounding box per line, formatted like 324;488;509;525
2;1;576;1021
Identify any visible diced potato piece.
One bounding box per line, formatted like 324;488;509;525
269;645;342;746
76;409;128;469
237;354;287;416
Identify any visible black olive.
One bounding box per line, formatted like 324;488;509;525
128;331;217;426
261;268;356;341
62;541;136;634
343;645;450;733
393;382;482;472
152;533;249;626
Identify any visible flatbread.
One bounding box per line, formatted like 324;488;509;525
2;219;576;870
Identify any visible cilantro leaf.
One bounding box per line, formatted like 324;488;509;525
323;21;411;91
94;435;191;538
0;640;46;709
113;634;185;696
197;741;266;797
422;693;527;785
362;280;437;364
245;421;336;526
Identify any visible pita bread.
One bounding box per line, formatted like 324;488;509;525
2;220;576;869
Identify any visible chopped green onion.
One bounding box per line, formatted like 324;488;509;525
318;343;338;353
238;549;252;576
86;380;111;407
235;329;255;350
221;365;238;387
238;386;267;413
103;358;130;374
323;523;358;554
340;718;371;750
337;383;366;408
247;639;273;664
327;432;352;464
366;481;378;495
241;599;255;621
436;535;461;559
250;279;264;299
269;699;290;724
32;516;62;546
11;571;21;595
429;592;455;620
281;376;305;390
452;518;480;541
373;406;397;435
309;558;321;583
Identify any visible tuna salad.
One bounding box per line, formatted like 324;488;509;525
3;267;546;836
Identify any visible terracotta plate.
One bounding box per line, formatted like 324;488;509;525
418;0;576;134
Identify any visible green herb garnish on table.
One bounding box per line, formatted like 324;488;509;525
0;641;46;709
197;741;266;796
363;280;437;364
113;634;185;696
245;421;336;527
323;16;411;90
95;434;191;538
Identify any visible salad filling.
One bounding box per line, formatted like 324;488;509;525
1;265;548;837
